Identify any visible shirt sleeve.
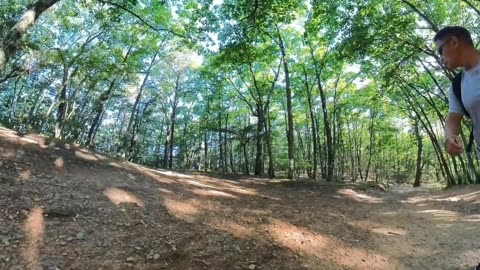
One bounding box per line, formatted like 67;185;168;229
448;85;466;115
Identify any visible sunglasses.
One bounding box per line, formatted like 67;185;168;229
438;37;453;56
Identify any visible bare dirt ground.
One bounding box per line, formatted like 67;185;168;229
0;127;479;270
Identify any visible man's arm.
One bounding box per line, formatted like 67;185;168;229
445;112;463;138
444;112;463;155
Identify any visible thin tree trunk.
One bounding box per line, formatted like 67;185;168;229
163;126;170;168
218;113;224;173
265;107;275;178
304;67;318;179
365;111;376;181
242;143;249;175
121;45;160;157
275;27;295;180
413;118;423;187
204;131;208;172
254;104;265;176
308;41;334;181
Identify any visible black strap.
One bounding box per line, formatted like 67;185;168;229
451;71;474;152
452;72;469;117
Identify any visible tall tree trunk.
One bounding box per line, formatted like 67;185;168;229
54;64;76;139
121;45;160;157
364;111;376;181
304;67;318;179
168;79;180;169
308;41;334;181
274;26;295;179
265;107;275;178
413;118;423;187
155;120;165;168
204;131;208;172
254;105;265;176
86;79;116;146
229;137;236;174
163;127;170;168
86;46;131;147
0;0;61;73
218;113;224;173
242;142;250;175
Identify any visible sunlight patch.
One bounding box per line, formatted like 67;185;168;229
264;219;395;269
75;150;98;161
156;170;193;179
208;219;254;238
104;187;145;208
158;188;174;194
19;169;31;181
21;207;45;269
164;199;199;222
190;188;237;199
418;209;459;222
54;157;64;170
135;167;175;184
337;188;384;204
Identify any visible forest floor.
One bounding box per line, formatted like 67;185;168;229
0;127;480;270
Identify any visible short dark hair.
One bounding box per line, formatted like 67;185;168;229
434;26;474;46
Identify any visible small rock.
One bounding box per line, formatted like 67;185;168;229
67;237;73;241
76;232;86;240
59;241;67;246
134;246;141;251
153;254;160;260
126;257;135;262
249;264;256;270
8;215;14;220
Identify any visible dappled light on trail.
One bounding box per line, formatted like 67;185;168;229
104;187;145;208
54;157;64;170
418;209;460;222
264;219;396;270
158;188;174;194
190;188;237;199
75;150;106;161
20;207;45;269
133;166;175;184
349;220;407;236
156;170;194;179
163;198;200;222
18;169;31;181
337;188;384;203
207;219;255;238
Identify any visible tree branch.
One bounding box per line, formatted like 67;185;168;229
98;0;185;38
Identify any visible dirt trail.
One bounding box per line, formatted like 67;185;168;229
0;127;479;270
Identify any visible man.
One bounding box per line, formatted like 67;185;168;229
435;26;480;270
435;26;480;156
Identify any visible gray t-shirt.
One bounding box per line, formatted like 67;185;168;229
449;62;480;151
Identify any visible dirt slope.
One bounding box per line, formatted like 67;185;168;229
0;127;479;270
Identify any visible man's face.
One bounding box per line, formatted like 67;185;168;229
435;36;460;69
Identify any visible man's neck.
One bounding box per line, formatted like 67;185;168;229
463;47;480;71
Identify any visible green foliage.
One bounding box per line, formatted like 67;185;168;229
1;0;478;185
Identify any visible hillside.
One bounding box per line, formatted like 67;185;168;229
0;128;479;270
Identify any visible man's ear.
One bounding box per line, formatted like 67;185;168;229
452;37;459;48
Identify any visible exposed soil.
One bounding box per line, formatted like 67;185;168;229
0;127;479;270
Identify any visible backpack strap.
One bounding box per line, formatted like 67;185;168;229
451;71;474;152
452;72;469;117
